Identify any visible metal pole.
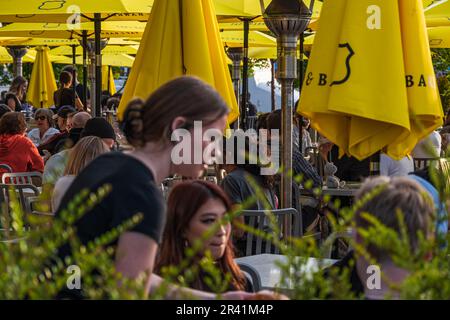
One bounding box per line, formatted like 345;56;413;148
271;59;276;111
7;46;28;77
241;19;250;130
72;45;77;108
82;31;88;108
298;33;304;154
226;47;244;129
94;13;102;117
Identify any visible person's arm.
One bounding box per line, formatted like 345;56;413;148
115;232;253;300
27;140;45;173
75;96;84;111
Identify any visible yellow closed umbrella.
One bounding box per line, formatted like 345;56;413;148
298;0;443;161
27;46;57;108
102;66;117;95
118;0;239;124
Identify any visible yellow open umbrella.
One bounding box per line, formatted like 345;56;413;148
428;26;450;47
0;21;146;39
50;45;139;56
221;30;276;47
0;0;154;23
298;0;443;161
425;0;450;27
118;0;239;124
27;46;58;108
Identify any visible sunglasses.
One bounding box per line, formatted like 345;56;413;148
35;116;47;121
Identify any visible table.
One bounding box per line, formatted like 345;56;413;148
235;254;337;291
320;186;358;197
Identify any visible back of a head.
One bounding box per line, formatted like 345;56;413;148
62;65;76;77
81;117;116;140
355;176;434;260
0;112;26;135
122;76;229;148
266;109;282;131
59;71;72;87
71;112;92;129
64;136;110;176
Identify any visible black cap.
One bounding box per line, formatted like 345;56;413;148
81;117;116;140
54;106;76;119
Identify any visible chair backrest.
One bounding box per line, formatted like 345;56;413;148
236;262;262;292
240;208;300;256
0;164;13;173
2;172;43;187
0;184;40;219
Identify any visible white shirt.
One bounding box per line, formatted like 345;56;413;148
412;131;442;158
27;127;60;147
52;175;75;211
380;154;414;177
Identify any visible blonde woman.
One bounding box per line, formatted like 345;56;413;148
52;136;109;211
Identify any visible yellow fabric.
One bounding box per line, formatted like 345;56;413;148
27;46;57;108
298;0;442;161
50;45;139;56
0;0;154;22
102;66;117;95
222;30;276;47
428;27;450;48
0;22;146;39
117;0;239;124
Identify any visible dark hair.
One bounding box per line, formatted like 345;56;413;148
62;65;77;77
155;180;246;292
0;104;10;119
4;92;22;111
0;112;27;135
121;76;229;147
106;97;120;110
34;108;55;127
59;71;72;87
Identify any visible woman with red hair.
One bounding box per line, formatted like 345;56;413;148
156;180;252;292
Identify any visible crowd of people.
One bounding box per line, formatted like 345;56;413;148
0;68;448;300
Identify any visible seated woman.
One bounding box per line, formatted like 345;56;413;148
27;108;59;147
155;180;253;293
52;136;110;211
0;112;44;174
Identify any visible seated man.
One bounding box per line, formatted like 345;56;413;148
353;176;434;299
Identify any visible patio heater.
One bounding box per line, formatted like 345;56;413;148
226;46;244;129
260;0;313;213
6;46;28;77
83;38;107;117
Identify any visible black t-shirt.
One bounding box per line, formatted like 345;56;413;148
53;88;76;108
55;152;166;259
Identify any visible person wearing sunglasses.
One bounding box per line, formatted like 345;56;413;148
27;108;60;147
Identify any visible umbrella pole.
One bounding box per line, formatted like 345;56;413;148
241;18;250;130
72;44;77;108
108;65;112;94
94;13;102;117
82;31;88;109
298;32;304;154
271;59;276;111
226;47;244;129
